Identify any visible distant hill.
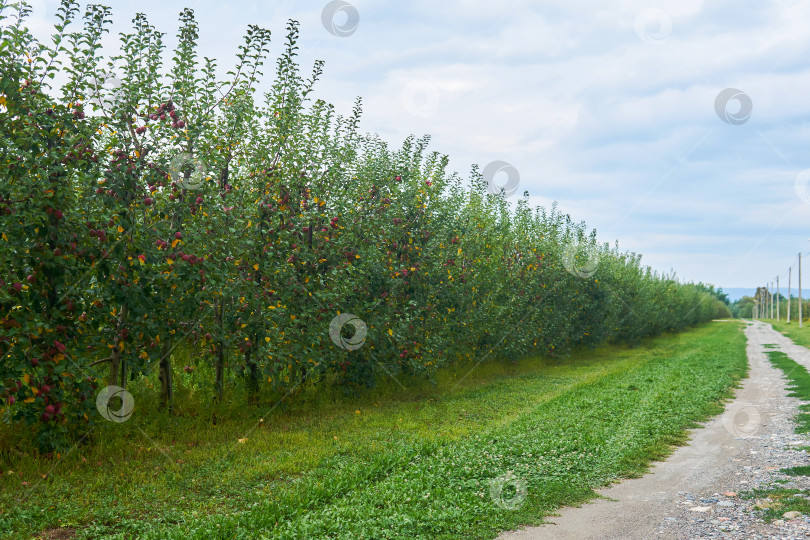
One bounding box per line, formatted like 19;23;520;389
721;287;757;303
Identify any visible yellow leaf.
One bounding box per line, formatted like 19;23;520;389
388;329;393;336
23;374;30;385
253;264;259;271
265;337;270;342
237;438;247;444
117;226;124;233
53;353;65;363
167;258;174;265
171;239;179;248
24;397;35;404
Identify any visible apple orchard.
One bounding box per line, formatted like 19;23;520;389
0;2;730;452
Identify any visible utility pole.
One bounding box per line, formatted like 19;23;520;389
771;281;774;319
777;275;780;321
800;253;803;328
788;266;793;322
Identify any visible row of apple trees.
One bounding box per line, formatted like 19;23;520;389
0;1;729;451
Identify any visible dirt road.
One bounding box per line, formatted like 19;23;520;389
499;320;810;539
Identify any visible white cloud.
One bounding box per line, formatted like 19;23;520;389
17;0;810;289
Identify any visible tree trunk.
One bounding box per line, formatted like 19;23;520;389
215;300;225;402
245;347;259;405
119;357;127;389
158;342;174;412
108;304;128;387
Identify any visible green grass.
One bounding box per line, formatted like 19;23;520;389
0;321;748;539
763;349;810;434
780;466;810;476
740;488;810;522
742;347;810;521
762;319;810;349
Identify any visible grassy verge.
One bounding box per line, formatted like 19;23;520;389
762;349;810;434
761;319;810;349
0;321;747;539
741;348;810;522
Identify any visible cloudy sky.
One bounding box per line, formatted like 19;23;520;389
18;0;810;292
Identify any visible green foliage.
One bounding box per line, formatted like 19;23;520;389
1;0;722;453
731;295;755;318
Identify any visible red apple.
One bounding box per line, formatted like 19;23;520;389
144;197;153;206
30;358;38;367
175;232;182;240
195;196;202;204
40;384;50;394
7;396;15;406
44;404;54;414
11;282;22;292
